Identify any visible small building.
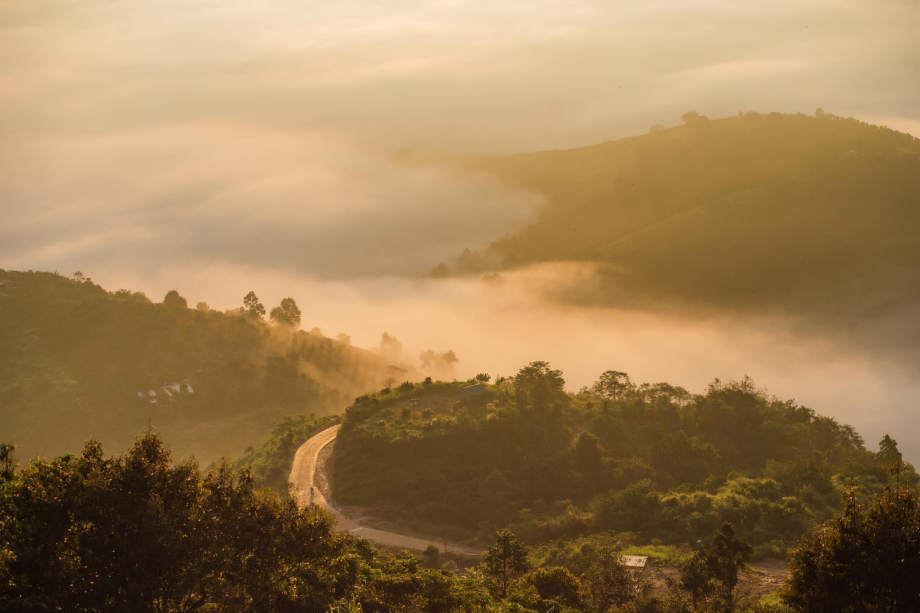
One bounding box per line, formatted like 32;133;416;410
620;555;648;570
460;383;489;399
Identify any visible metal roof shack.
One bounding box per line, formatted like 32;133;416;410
459;383;488;398
620;555;648;569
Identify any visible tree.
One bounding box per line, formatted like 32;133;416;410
594;370;632;402
483;530;531;598
581;546;633;612
572;432;603;476
513;361;565;410
73;271;85;283
681;110;708;124
163;289;188;309
242;291;265;319
680;523;752;609
195;302;209;311
270;297;301;328
422;545;441;569
474;373;491;383
528;566;581;608
0;444;14;481
785;486;920;612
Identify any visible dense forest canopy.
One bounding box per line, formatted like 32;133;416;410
3;429;917;612
333;364;916;555
0;270;407;464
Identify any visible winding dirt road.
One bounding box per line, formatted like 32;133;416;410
290;424;480;555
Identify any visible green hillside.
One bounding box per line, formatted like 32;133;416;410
442;111;920;333
0;270;401;464
332;363;915;556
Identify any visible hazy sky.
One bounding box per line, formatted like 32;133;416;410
2;0;919;151
3;0;920;456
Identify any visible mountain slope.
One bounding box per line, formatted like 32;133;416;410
444;112;920;338
0;270;403;463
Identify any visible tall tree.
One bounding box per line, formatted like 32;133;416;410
483;530;531;598
594;370;632;402
581;546;633;613
270;297;302;328
680;522;752;609
242;291;265;319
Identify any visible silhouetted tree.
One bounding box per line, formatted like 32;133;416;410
513;361;565;410
594;370;632;402
163;289;188;309
242;291;265;319
270;297;301;328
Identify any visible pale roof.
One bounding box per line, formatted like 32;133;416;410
620;555;648;568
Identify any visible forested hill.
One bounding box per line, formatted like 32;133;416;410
333;365;917;557
441;111;920;332
0;270;402;464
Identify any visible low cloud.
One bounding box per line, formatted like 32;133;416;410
0;125;540;278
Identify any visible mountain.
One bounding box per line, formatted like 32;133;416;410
0;270;405;464
438;111;920;355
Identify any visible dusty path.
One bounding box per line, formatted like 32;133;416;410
290;425;481;556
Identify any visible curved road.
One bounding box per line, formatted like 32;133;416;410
290;425;480;556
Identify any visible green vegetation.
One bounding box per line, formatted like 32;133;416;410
0;435;495;613
0;270;400;464
438;112;920;345
333;362;915;555
2;426;916;611
234;414;338;493
785;479;920;611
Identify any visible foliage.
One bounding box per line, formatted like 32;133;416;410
581;547;633;612
527;566;581;608
0;433;507;613
235;415;337;493
0;270;405;465
242;290;266;319
271;297;303;328
680;523;752;608
784;485;920;612
514;361;565;410
332;364;910;556
484;530;532;598
453;112;920;346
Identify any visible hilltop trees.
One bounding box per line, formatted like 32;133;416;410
513;361;565;410
163;289;188;309
594;370;632;402
242;291;265;319
270;297;302;328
